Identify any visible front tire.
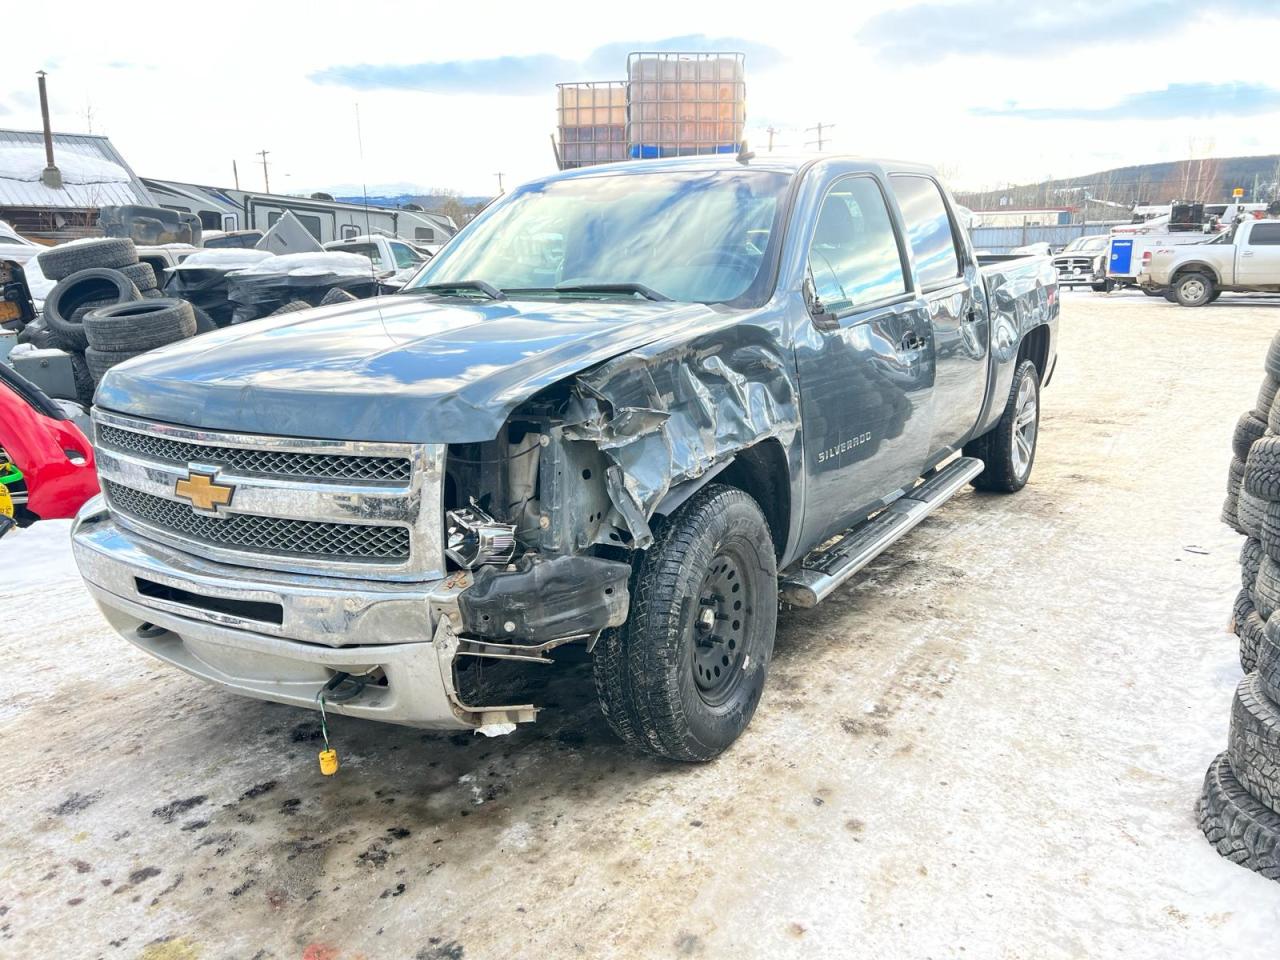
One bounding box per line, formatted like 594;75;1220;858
1175;272;1214;307
964;359;1040;492
593;484;778;761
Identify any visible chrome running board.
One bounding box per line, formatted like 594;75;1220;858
779;456;985;608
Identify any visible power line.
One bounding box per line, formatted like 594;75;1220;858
256;149;271;194
805;122;834;152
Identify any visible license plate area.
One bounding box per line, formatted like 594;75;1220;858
135;577;284;625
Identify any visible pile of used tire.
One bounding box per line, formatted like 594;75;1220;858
35;238;197;403
1204;332;1280;880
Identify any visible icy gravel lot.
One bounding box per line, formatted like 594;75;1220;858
2;290;1279;959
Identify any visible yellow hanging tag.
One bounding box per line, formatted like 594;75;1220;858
318;748;339;776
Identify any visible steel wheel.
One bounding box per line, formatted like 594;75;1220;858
691;548;754;707
1181;277;1206;302
1011;374;1038;481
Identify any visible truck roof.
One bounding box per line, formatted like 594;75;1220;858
536;153;939;185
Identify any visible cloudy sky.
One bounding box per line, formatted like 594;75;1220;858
4;0;1279;197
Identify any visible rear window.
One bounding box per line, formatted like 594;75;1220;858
1249;223;1280;246
334;242;384;267
890;175;961;289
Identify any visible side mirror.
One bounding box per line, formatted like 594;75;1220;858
803;273;839;331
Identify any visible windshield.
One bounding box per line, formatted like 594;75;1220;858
1063;236;1107;253
407;169;790;305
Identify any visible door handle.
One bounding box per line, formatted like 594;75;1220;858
1242;250;1255;257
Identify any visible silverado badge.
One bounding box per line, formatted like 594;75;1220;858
175;470;235;514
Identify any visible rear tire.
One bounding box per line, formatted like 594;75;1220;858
1174;272;1214;307
592;484;778;761
964;359;1039;492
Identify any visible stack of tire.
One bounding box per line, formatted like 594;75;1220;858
1202;332;1280;880
35;239;194;402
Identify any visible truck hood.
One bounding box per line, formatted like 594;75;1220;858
95;294;724;443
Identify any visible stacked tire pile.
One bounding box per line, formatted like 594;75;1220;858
1203;334;1280;880
36;239;196;403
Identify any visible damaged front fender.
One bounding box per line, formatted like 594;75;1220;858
561;325;799;547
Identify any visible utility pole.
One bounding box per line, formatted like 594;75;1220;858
495;171;505;195
257;149;271;194
232;159;240;191
766;126;778;152
805;122;835;152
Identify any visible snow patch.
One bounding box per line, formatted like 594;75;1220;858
2;520;78;593
0;146;130;185
474;722;517;738
229;251;374;278
172;249;276;271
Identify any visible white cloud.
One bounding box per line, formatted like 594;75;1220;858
2;0;1278;197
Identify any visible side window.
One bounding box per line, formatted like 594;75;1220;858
808;177;907;314
1249;223;1280;246
415;227;436;243
390;242;422;269
297;214;323;241
889;175;962;289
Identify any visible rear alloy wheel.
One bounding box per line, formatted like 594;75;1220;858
964;359;1039;492
1175;272;1214;307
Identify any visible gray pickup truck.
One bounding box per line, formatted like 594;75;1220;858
72;155;1058;761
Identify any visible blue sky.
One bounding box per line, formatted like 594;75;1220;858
3;1;1279;195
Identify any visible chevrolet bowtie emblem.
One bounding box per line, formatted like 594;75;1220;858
175;470;235;513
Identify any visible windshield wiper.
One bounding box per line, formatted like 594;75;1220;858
552;282;671;302
417;280;506;300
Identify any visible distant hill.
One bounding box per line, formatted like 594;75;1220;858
331;193;491;209
957;154;1280;211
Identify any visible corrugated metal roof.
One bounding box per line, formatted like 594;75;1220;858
0;129;155;209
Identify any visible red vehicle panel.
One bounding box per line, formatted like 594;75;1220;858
0;367;98;522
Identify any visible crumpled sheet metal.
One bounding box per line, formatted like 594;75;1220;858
564;332;798;547
984;256;1058;364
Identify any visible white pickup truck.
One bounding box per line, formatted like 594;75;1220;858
322;235;433;278
1138;219;1280;306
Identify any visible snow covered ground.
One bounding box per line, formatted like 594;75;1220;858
1;290;1278;959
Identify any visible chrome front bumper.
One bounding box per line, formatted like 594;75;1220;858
71;496;535;730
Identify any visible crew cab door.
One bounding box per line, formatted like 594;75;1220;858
888;174;988;457
1237;221;1280;285
794;174;934;545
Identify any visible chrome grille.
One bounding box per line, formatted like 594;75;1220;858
97;423;410;483
1055;257;1094;273
104;480;410;562
91;410;446;581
